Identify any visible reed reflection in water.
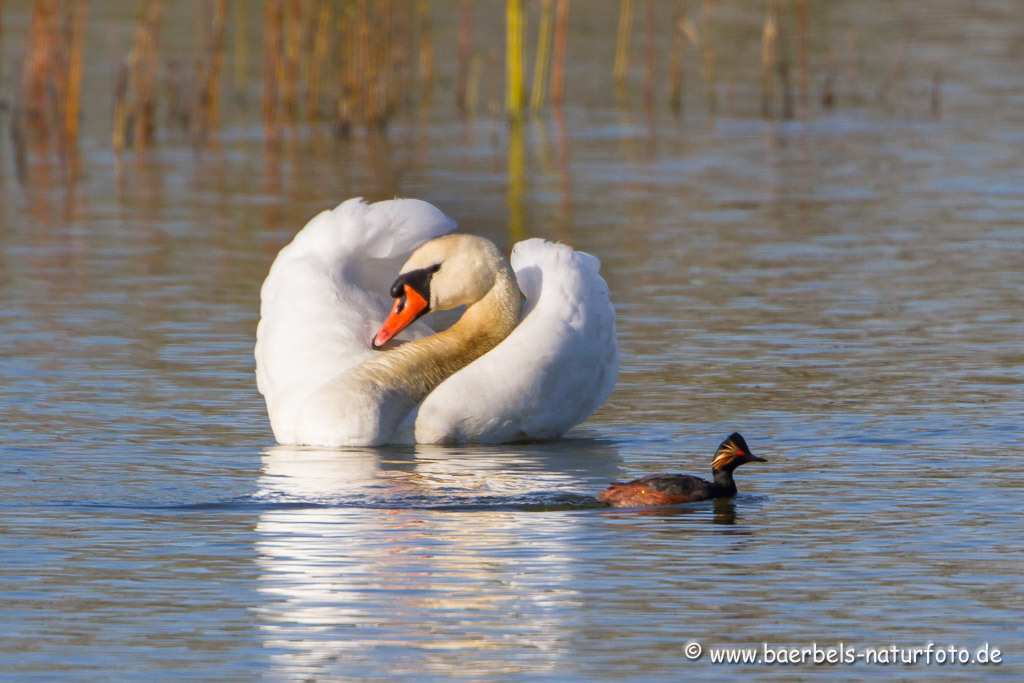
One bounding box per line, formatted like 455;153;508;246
1;0;1023;678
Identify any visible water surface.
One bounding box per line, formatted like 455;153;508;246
1;1;1022;678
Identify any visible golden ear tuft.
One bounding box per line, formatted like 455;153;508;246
712;432;751;470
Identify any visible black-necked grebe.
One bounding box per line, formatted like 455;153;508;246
596;433;765;508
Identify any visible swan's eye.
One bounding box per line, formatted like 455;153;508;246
390;264;440;299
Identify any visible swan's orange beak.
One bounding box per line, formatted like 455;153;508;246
373;285;430;348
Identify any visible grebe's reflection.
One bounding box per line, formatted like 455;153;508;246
253;440;620;676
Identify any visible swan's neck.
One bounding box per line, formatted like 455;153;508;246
357;267;521;405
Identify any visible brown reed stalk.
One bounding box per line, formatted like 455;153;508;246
821;45;836;108
530;0;554;115
760;0;777;118
281;0;301;121
669;0;685;115
417;0;435;105
375;0;397;125
550;0;569;111
10;105;27;182
232;0;247;93
133;0;161;148
334;0;357;136
0;1;4;101
23;0;59;136
297;0;314;109
775;3;793;119
797;0;809;117
207;0;228;129
192;0;228;143
465;53;483;116
505;0;525;120
846;31;862;103
612;0;634;94
193;3;208;133
931;65;942;118
456;0;472;113
112;60;130;153
701;0;716;113
64;0;89;145
642;0;654;108
262;0;283;142
306;0;332;116
363;0;388;129
163;59;187;129
357;0;373;126
389;0;412;109
876;42;906;106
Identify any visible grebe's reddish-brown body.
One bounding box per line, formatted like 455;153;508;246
596;433;765;508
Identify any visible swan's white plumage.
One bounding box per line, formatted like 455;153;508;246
410;239;618;443
256;198;455;444
255;197;618;446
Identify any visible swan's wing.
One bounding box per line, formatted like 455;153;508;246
255;198;456;440
413;238;619;443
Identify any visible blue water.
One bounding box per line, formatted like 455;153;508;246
2;1;1024;678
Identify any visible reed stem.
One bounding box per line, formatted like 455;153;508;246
262;0;283;142
23;0;58;136
550;0;569;111
642;0;654;108
505;0;525;120
701;0;716;113
760;0;777;118
65;0;89;145
797;0;809;117
613;0;634;94
530;0;554;115
307;0;331;116
456;0;472;113
417;0;435;104
233;0;247;94
113;60;129;153
133;0;161;148
669;0;685;115
282;0;300;121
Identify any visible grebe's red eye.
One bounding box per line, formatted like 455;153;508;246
736;450;745;455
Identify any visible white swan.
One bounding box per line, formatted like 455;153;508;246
255;197;618;446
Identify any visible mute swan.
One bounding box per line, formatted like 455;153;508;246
255;197;618;446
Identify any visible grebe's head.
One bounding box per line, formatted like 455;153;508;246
711;433;766;472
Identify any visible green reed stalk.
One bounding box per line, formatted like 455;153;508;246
506;0;525;119
530;0;553;115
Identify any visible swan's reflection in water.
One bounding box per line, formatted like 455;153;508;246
254;440;620;677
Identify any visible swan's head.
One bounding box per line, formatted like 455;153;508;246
373;234;511;348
